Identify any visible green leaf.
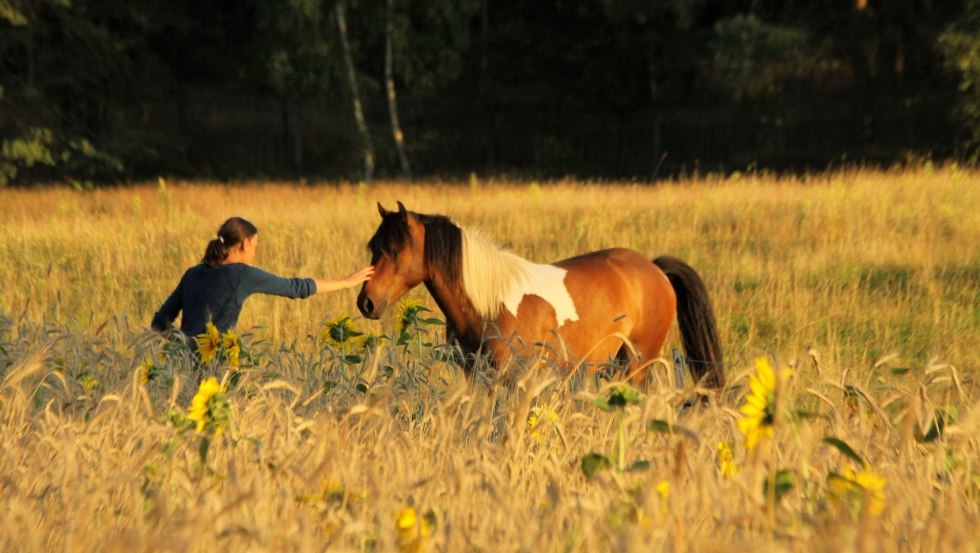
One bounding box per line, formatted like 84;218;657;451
794;408;825;420
890;367;911;375
422;318;446;325
763;469;795;504
593;398;612;412
921;407;957;443
823;437;865;465
423;509;437;529
606;383;643;409
627;459;651;472
648;419;674;434
198;437;211;465
343;354;363;364
581;452;613;478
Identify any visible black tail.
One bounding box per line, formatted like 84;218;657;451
653;256;724;388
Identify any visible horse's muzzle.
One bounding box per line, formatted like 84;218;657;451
357;292;381;319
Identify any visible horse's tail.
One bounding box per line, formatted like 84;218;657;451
652;256;724;388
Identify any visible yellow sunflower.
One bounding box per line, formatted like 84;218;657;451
396;507;433;553
138;355;154;384
187;376;230;436
394;299;426;334
222;328;241;368
80;374;99;392
716;440;738;478
526;404;560;444
195;322;221;364
737;357;789;452
322;314;365;350
828;464;887;516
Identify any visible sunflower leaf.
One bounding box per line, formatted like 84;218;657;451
763;469;795;504
823;436;865;465
627;459;651;472
648;419;674;434
581;452;613;478
198;437;211;464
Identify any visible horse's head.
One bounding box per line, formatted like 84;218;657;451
357;201;429;319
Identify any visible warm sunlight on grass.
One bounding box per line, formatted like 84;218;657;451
0;166;977;551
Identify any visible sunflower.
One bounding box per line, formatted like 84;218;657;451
222;328;241;368
138;355;155;384
526;403;560;444
396;507;433;553
322;314;365;350
80;374;99;392
737;357;787;452
716;440;738;478
394;299;427;335
195;322;221;364
828;464;887;516
187;376;230;436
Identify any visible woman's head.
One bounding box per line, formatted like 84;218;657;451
202;217;259;267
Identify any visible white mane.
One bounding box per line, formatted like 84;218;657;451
460;228;579;325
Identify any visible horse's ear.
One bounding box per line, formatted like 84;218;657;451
377;202;388;218
396;201;407;220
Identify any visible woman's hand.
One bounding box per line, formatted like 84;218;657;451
343;264;375;287
314;265;374;294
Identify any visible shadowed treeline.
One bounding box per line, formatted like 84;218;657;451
1;0;979;184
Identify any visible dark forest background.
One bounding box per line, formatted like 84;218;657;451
2;0;980;185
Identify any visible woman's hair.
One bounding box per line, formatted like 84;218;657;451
202;217;258;267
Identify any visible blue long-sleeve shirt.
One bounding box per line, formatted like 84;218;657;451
151;263;317;337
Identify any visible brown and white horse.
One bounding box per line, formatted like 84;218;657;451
357;202;724;387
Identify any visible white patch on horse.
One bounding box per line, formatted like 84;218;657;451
460;227;578;327
502;262;579;327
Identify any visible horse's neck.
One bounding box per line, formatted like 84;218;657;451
423;274;484;344
423;227;536;343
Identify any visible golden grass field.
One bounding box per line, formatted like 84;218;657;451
0;166;978;552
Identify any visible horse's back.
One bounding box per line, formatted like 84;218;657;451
547;247;676;367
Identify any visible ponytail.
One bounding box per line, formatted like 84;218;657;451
201;217;258;267
202;238;229;267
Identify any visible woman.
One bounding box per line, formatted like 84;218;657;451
151;216;373;342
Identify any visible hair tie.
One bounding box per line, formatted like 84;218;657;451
218;235;225;244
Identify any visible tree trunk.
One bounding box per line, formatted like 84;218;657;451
336;0;375;182
26;9;35;89
648;55;664;178
280;97;304;174
385;0;411;177
480;0;496;169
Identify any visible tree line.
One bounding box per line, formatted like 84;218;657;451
1;0;978;185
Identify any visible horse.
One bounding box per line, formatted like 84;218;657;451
356;201;724;388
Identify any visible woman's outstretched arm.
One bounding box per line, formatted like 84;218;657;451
313;265;374;294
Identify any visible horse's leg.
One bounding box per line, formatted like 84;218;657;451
623;310;673;386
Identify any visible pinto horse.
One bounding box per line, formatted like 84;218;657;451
357;202;724;388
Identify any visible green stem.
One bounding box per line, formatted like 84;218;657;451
617;413;626;472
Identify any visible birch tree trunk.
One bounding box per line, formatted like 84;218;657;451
385;0;411;177
648;56;664;178
336;0;374;182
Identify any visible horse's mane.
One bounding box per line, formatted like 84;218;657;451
459;227;531;319
370;211;530;319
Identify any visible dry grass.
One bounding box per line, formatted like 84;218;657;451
0;166;978;552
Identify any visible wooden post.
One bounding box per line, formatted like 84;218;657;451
672;349;684;388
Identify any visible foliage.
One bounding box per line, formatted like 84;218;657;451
710;14;835;100
940;0;980;154
1;1;977;183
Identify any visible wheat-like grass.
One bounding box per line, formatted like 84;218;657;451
0;167;977;551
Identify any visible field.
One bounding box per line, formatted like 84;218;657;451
0;167;978;552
